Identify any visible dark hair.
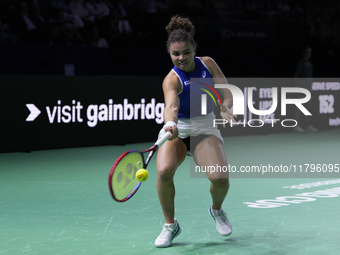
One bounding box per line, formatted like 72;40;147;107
166;15;197;52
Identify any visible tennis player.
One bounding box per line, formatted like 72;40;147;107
155;15;236;248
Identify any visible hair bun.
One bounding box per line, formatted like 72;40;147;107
166;15;195;36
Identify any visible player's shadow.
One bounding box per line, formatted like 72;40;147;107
171;241;228;247
171;241;231;255
171;240;232;250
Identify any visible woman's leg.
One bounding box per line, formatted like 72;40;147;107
193;136;229;209
193;135;232;236
156;138;187;223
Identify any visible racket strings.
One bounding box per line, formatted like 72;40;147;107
111;152;144;200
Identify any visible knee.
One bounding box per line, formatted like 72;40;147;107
157;164;177;182
210;177;230;188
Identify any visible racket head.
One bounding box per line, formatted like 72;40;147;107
108;150;146;202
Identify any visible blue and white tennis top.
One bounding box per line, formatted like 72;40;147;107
172;57;215;119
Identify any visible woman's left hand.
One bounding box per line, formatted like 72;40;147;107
219;101;237;127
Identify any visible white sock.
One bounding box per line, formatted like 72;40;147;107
211;204;222;212
165;222;176;226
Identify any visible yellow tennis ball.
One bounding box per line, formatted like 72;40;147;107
136;169;149;182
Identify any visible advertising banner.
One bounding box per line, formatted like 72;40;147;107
1;76;164;152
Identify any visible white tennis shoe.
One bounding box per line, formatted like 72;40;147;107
155;218;181;248
209;205;232;236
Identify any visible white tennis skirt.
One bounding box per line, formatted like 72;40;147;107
158;112;224;144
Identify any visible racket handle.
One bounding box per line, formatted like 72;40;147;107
155;131;171;147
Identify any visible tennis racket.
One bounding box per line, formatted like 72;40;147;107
108;131;171;202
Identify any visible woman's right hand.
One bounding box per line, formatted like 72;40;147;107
165;125;178;141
